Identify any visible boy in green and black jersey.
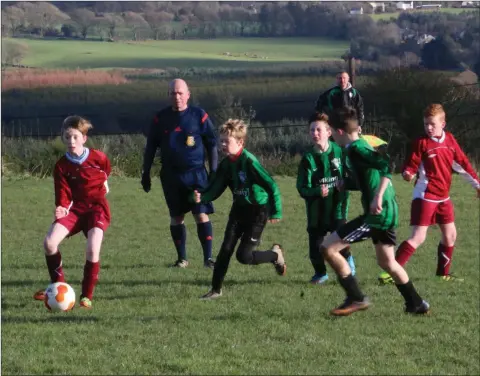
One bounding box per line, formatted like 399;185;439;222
191;119;286;300
297;113;356;285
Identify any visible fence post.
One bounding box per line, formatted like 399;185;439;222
348;56;356;87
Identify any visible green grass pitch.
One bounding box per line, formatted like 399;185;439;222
1;175;478;375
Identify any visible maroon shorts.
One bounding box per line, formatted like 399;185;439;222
410;198;454;226
55;200;110;237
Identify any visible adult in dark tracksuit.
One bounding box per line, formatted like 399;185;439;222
141;79;218;269
315;71;365;126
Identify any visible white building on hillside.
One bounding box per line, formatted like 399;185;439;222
367;2;386;12
396;1;414;10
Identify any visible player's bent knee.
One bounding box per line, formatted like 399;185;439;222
194;213;209;224
43;236;58;255
236;251;253;265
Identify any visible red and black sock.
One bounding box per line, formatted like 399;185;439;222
436;243;454;276
82;260;100;300
45;251;65;283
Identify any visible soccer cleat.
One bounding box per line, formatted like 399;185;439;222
204;258;215;269
200;289;222;300
437;274;464;282
378;271;394;285
271;244;286;276
79;296;92;309
33;289;46;301
310;273;329;285
170;259;189;268
405;300;430;315
330;297;371;316
346;255;356;276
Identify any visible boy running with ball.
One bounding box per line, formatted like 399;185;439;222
33;116;111;309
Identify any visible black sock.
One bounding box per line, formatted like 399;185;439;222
196;222;213;262
338;274;365;302
170;224;187;261
396;280;423;307
251;250;277;264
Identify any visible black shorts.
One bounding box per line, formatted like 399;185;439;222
336;215;397;246
160;167;214;217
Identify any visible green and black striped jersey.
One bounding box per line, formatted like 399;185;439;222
346;138;398;230
196;149;282;219
297;141;349;230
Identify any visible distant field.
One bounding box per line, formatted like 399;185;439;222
371;7;475;20
11;37;349;70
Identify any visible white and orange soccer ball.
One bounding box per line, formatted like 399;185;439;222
44;282;76;312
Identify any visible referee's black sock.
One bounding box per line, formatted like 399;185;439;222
396;280;423;308
338;274;365;302
170;224;187;261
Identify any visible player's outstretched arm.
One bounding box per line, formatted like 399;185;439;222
192;159;229;204
451;136;480;196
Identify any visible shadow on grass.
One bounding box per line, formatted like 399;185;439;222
2;315;100;324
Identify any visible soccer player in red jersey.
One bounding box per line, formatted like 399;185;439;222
379;104;480;284
33;116;112;308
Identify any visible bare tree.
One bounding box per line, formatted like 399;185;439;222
122;11;150;41
193;3;219;37
231;7;254;37
1;6;26;36
69;8;97;39
98;13;125;40
144;11;174;40
16;2;69;36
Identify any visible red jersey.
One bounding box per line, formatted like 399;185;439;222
54;148;111;210
403;131;480;202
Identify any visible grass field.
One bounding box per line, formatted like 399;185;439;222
10;37;349;70
1;175;479;375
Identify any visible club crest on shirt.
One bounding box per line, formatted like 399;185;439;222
186;136;195;147
331;158;341;170
238;171;246;183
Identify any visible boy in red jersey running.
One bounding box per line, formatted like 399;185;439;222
33;116;112;308
379;104;480;284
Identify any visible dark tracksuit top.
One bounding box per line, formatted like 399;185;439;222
315;83;365;125
142;106;218;175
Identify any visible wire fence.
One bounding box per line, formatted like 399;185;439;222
2;81;479;138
